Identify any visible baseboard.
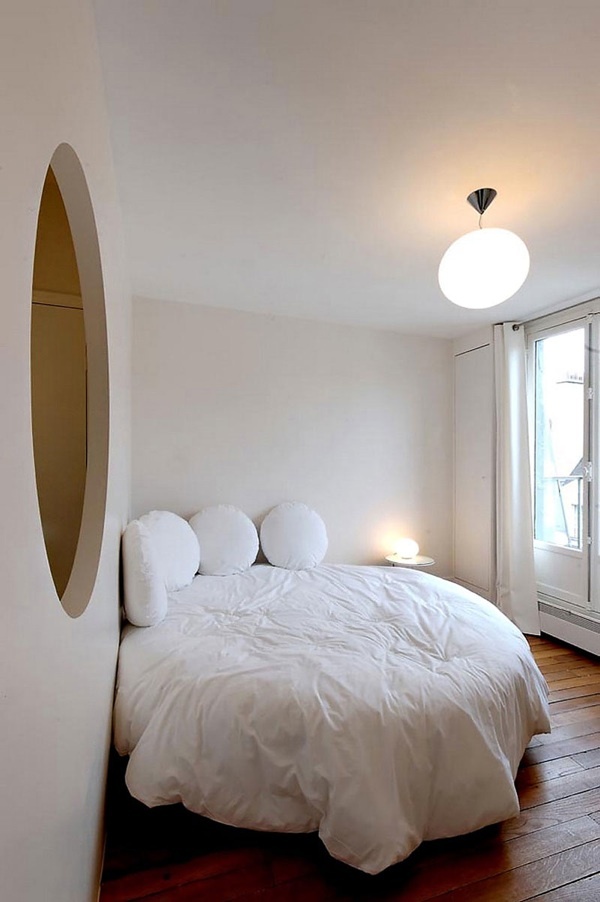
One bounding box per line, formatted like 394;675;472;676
452;578;492;601
538;602;600;657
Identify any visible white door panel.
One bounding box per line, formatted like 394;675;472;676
454;344;494;595
534;545;587;610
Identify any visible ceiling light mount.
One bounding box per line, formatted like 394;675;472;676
466;187;497;217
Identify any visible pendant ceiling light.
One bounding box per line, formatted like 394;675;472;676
438;188;530;309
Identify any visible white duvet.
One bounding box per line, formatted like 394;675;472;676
114;564;550;874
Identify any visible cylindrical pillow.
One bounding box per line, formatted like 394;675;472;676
260;502;328;570
189;505;259;576
138;510;200;591
122;520;168;626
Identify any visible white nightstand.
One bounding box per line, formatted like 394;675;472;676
385;553;435;568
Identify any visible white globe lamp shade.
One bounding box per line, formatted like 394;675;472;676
438;227;530;309
395;537;420;560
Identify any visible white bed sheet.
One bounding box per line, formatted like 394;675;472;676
114;564;550;874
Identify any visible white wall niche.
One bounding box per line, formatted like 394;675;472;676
31;142;110;617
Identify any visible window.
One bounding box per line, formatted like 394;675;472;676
533;328;585;550
528;312;599;617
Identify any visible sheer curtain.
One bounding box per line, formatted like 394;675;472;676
494;323;541;635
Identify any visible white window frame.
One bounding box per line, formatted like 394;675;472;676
525;299;600;619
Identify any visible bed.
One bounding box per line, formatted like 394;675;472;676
114;553;550;875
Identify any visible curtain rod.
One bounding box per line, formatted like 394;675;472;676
505;294;600;333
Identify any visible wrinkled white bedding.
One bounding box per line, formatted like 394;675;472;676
114;564;550;874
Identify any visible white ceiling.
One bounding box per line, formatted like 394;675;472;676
93;0;600;338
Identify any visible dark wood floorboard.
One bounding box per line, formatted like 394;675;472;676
101;636;600;901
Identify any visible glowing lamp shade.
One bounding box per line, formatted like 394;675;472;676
439;227;529;309
395;538;420;559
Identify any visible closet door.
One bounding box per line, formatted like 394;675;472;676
454;343;494;598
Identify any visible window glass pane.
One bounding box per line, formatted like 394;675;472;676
534;329;585;548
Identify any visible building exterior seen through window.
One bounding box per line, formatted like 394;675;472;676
534;328;585;550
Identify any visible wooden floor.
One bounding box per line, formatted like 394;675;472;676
101;636;600;901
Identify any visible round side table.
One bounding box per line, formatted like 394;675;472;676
385;553;435;568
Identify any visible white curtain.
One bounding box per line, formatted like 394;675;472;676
494;323;540;635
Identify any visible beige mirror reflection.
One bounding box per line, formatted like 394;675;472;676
31;166;87;601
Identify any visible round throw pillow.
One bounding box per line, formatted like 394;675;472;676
121;520;168;627
260;502;328;570
138;510;200;591
189;505;259;576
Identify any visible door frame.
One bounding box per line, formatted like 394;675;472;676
526;308;600;618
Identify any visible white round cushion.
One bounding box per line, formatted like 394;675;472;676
138;510;200;591
260;502;328;570
122;520;168;627
190;505;258;576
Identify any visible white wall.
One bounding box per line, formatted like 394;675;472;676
0;2;130;900
133;298;453;573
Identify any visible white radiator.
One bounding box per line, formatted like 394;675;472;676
538;601;600;656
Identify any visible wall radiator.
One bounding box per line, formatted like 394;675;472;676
538;600;600;657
